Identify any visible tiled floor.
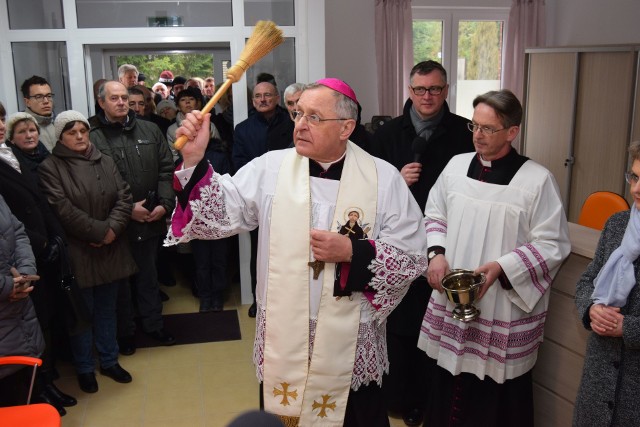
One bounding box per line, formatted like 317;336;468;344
54;274;407;426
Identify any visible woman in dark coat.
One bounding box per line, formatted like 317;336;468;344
39;111;138;394
2;108;74;415
574;140;640;426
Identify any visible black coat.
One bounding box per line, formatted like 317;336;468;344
368;99;474;336
232;106;294;172
0;147;66;323
89;110;175;242
368;99;474;211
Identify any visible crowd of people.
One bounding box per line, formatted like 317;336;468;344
0;58;637;427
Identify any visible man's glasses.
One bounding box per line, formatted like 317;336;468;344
625;172;639;185
410;86;444;96
28;94;54;102
467;122;508;136
292;111;348;125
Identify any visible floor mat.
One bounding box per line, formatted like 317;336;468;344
134;309;241;348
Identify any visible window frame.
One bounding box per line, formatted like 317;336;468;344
412;7;510;115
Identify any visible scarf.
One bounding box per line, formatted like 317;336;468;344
0;143;21;173
409;104;444;140
592;205;640;306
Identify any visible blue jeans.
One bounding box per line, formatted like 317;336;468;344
70;280;121;374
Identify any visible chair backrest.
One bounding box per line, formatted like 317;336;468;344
0;356;61;427
577;191;630;230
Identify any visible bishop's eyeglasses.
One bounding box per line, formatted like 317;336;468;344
292;111;348;125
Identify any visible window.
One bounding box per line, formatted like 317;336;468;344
413;8;509;119
12;42;70;113
75;0;232;28
244;0;295;26
7;0;64;29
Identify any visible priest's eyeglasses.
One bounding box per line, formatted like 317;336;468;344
28;93;54;102
467;122;507;136
292;111;348;125
625;172;640;185
410;86;444;96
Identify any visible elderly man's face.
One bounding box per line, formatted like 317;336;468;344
120;71;139;89
409;70;448;120
285;90;302;121
293;86;355;163
99;82;130;123
153;83;169;99
470;102;518;161
24;84;54;117
252;82;279;117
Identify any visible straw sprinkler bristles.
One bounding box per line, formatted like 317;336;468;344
174;20;283;151
227;21;284;83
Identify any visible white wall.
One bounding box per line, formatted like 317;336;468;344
324;0;640;123
547;0;640;46
325;0;378;122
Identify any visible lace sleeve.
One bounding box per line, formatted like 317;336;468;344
366;241;428;323
165;165;234;246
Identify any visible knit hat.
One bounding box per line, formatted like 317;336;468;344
6;112;39;141
156;99;177;113
54;110;90;141
315;78;358;104
159;70;174;84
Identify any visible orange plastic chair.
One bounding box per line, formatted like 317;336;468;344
0;356;61;427
577;191;630;231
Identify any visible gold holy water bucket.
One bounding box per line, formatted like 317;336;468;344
441;269;486;322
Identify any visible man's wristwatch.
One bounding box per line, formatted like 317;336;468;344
427;247;445;264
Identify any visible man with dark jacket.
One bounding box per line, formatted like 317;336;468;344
232;79;294;317
368;60;474;427
90;81;176;351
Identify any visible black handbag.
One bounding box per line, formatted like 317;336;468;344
55;236;92;336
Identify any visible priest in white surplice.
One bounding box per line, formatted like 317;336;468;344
166;79;428;426
417;90;571;426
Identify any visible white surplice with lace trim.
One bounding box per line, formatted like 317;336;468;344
166;147;428;390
